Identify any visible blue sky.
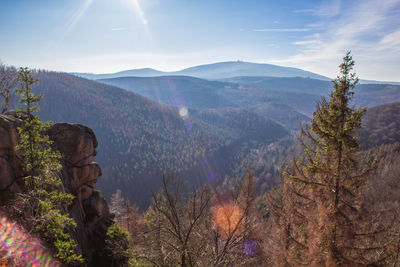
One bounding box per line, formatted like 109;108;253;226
0;0;399;81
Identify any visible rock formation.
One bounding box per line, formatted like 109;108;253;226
0;113;116;266
0;114;22;202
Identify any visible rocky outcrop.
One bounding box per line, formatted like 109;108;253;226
0;114;115;266
0;114;22;201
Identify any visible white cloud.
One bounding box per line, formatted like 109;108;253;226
111;27;127;31
293;40;321;45
294;1;341;17
253;28;309;32
293;9;316;13
378;30;400;51
271;0;400;81
307;23;323;28
265;44;280;48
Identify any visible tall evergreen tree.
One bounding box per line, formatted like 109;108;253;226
15;67;83;265
272;52;381;266
302;51;367;265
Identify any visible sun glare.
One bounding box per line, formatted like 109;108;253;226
59;0;93;42
125;0;148;25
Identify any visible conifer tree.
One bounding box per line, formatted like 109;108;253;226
276;52;380;266
15;67;83;265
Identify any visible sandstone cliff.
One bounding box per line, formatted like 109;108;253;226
0;113;116;266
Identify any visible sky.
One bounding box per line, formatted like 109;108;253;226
0;0;399;81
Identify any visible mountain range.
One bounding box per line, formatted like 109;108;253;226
99;75;400;129
73;61;330;80
74;60;400;85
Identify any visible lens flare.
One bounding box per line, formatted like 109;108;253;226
243;239;258;257
179;107;188;118
212;203;244;238
0;214;60;266
207;171;219;182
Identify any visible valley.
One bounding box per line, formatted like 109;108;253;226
5;61;399;209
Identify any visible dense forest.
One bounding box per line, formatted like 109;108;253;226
2;69;290;208
1;52;400;266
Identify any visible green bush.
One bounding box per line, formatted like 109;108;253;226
106;222;131;265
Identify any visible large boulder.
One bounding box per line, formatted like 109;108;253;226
0;115;116;266
0;114;22;201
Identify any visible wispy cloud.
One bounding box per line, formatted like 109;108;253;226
266;44;280;48
293;9;316;13
271;0;400;81
292;40;320;45
378;29;400;52
315;0;341;17
293;0;341;17
307;23;323;28
253;28;309;32
111;27;127;31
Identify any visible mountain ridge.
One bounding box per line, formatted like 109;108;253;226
73;61;331;80
99;75;400;130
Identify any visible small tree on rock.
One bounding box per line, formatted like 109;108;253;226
15;67;83;265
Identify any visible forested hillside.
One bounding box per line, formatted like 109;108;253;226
98;76;237;108
101;75;400;131
6;71;288;208
361;101;400;148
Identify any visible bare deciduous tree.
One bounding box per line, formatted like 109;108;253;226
133;172;267;266
0;64;18;114
136;174;210;266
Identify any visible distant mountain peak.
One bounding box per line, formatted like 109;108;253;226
72;61;331;81
71;61;400;84
176;61;330;80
